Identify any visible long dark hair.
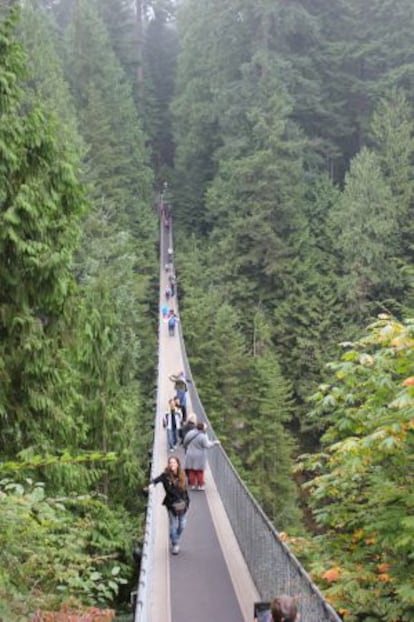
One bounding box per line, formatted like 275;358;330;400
165;455;186;490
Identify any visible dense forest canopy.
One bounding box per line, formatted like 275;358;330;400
0;1;413;621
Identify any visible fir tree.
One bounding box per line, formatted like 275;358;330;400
331;148;398;320
0;6;86;456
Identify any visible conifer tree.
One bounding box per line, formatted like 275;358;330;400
0;6;86;456
299;0;414;179
370;88;414;313
18;1;81;150
97;0;141;91
63;0;157;503
246;311;301;531
141;0;178;176
65;0;154;243
331;148;398;321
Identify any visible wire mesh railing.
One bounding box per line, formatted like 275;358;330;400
133;220;166;622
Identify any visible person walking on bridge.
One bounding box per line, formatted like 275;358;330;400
181;411;197;443
163;398;182;452
169;370;191;421
167;311;179;336
147;456;190;555
183;422;220;490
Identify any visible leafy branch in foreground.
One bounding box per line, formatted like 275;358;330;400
0;451;117;474
298;315;414;621
0;478;133;621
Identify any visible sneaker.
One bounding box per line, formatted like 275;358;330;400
172;544;180;555
197;485;205;491
190;485;196;490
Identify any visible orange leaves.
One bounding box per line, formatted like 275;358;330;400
376;563;392;584
377;563;390;573
322;566;342;582
31;607;115;622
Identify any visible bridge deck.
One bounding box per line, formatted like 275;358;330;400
148;224;259;622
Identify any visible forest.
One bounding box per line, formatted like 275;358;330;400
0;1;413;621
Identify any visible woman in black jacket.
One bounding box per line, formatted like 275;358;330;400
147;455;189;555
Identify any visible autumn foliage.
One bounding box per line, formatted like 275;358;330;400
32;607;115;622
300;316;414;621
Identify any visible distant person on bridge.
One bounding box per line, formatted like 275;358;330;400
183;422;220;490
147;456;190;555
167;311;179;336
181;411;197;443
161;303;169;320
169;371;191;421
168;273;176;297
163;399;183;452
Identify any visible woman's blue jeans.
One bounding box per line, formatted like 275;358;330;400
167;428;178;449
168;510;187;545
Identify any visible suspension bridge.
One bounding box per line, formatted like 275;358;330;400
134;211;342;622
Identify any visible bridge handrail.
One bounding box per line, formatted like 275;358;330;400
134;231;165;622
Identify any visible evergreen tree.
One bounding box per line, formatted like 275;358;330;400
97;0;141;91
245;311;301;531
331;148;399;321
172;0;247;231
141;0;178;176
0;6;86;456
370;88;414;314
63;0;157;504
299;0;414;180
18;2;81;150
272;175;344;413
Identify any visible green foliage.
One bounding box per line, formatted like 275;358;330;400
244;311;302;531
1;6;154;614
141;3;178;175
370;88;414;310
18;2;82;154
300;316;414;620
61;0;157;508
0;479;134;620
0;451;116;474
331;148;401;319
0;8;87;456
65;0;154;242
